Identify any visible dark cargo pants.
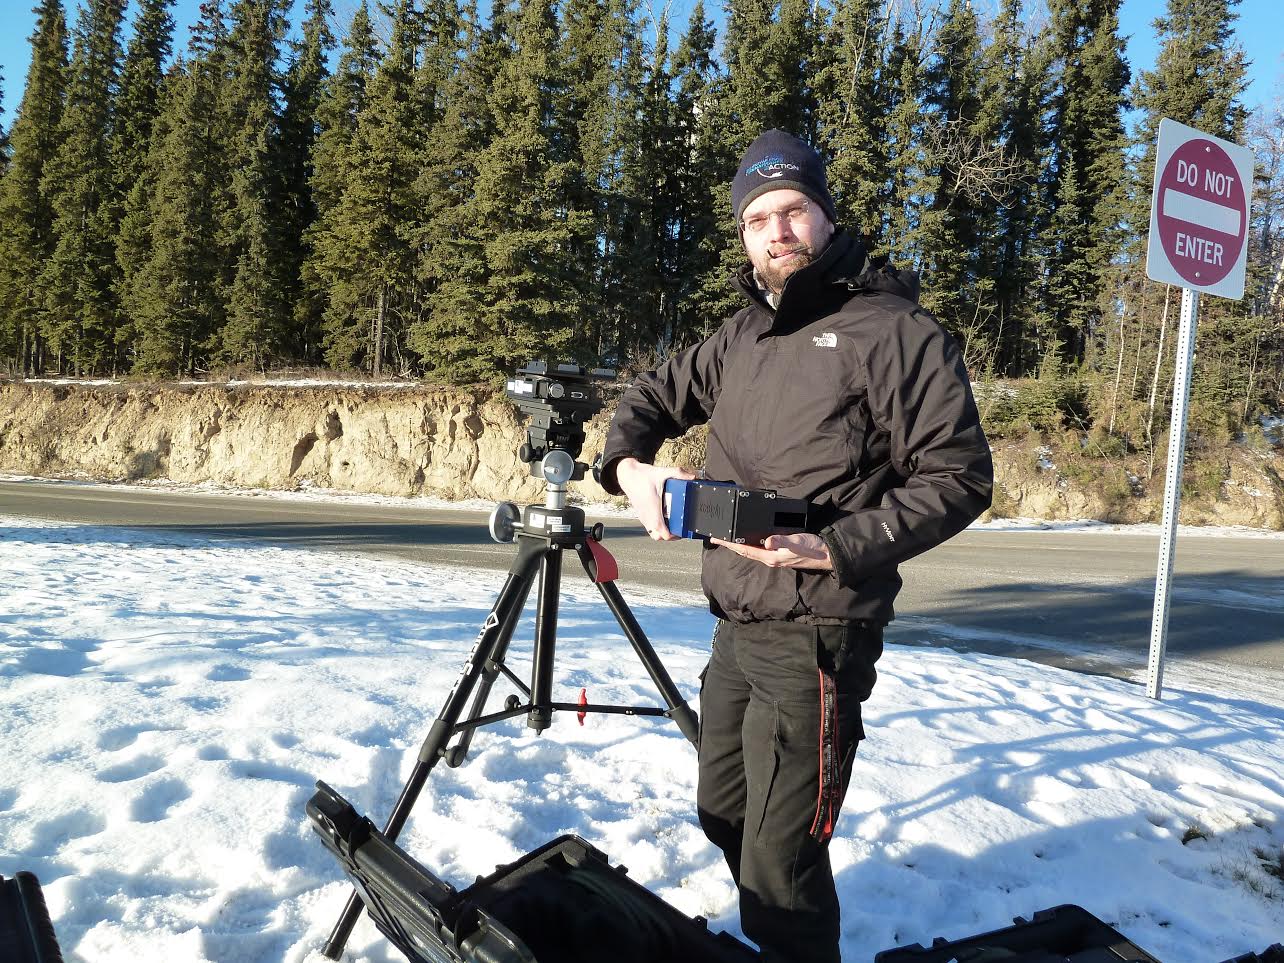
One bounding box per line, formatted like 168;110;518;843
697;618;882;963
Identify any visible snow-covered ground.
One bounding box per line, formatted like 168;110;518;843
1;514;1282;962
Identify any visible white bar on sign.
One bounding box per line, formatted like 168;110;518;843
1162;188;1241;236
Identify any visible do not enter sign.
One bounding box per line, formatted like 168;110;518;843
1158;139;1245;286
1142;120;1258;700
1146;118;1254;300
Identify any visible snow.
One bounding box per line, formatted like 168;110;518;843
1;515;1282;963
1261;414;1283;446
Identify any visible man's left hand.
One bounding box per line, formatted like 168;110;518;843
709;533;833;571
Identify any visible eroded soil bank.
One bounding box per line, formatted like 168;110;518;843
1;380;1281;528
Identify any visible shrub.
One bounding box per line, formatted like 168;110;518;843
977;377;1092;438
1181;455;1231;501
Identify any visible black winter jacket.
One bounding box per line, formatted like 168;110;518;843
600;231;993;625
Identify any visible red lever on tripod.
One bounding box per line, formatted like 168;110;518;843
585;539;619;583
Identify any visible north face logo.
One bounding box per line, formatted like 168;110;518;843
812;332;837;348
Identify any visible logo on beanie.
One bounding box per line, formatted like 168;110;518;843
746;154;800;179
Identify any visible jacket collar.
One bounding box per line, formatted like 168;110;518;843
734;230;921;331
735;231;866;326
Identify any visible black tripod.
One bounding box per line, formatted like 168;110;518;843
321;388;699;958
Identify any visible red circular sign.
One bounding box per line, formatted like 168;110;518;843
1156;138;1247;287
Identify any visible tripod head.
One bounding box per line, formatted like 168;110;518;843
492;361;616;544
506;361;615;482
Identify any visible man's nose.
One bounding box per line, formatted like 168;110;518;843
767;213;796;243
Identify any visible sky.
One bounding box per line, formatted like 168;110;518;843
0;501;1282;961
0;0;1281;131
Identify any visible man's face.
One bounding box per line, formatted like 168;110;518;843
741;188;835;295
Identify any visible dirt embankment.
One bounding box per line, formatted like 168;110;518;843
1;380;1281;529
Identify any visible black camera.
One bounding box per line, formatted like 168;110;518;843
505;362;615;477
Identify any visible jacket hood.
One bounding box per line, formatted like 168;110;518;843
851;254;920;304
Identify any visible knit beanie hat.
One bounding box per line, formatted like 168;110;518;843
731;129;837;226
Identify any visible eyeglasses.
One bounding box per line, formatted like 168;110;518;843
741;198;812;234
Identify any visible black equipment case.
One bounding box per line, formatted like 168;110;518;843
307;782;760;963
874;903;1283;963
0;873;63;963
873;904;1163;963
1219;948;1284;963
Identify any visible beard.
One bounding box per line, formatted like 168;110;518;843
753;242;817;294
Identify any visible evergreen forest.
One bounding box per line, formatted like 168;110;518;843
0;0;1281;448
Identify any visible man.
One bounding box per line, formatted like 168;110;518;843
598;129;993;962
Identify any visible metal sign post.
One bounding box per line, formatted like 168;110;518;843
1143;119;1255;698
1146;288;1199;698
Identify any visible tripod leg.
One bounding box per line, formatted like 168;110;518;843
594;577;700;747
443;570;535;766
526;547;562;733
321;542;543;960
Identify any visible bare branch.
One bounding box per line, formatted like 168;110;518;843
920;116;1028;205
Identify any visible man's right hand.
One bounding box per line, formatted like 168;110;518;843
615;458;697;541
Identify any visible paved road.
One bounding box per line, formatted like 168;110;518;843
2;479;1283;677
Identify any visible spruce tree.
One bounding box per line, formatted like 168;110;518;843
40;0;127;375
313;0;426;376
128;1;230;374
1041;154;1096;357
1125;0;1249;307
692;0;822;328
468;0;578;373
918;0;985;337
624;5;719;362
555;0;650;364
556;0;611;357
408;0;509;381
299;0;378;365
613;0;661;359
0;0;69;374
111;0;175;367
111;0;173;181
216;0;290;370
666;0;725;347
1128;0;1254;436
277;0;335;363
0;73;10;177
721;0;815;141
1132;0;1249;163
1041;0;1130;363
403;0;463;325
977;0;1053;375
813;0;888;244
631;7;675;359
412;0;585;381
881;18;931;265
310;2;378;219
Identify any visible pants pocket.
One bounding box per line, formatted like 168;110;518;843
696;658;710;751
746;702;783;850
824;621;883;703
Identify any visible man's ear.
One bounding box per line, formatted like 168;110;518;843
819;213;836;246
